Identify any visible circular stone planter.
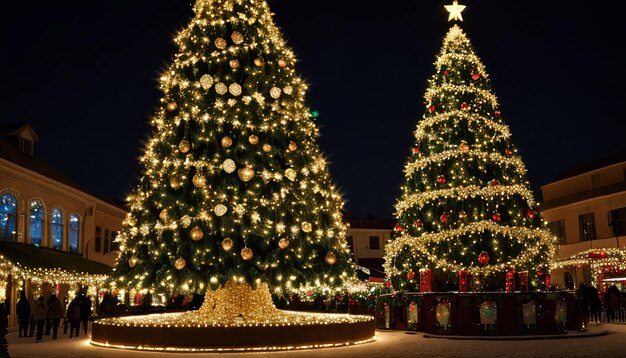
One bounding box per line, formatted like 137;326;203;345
91;311;375;352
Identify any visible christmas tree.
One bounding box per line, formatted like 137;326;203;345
112;0;353;308
383;6;556;292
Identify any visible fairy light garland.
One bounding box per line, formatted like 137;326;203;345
396;184;536;215
0;254;109;300
551;248;626;287
404;149;528;178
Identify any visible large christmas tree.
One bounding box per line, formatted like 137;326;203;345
112;0;353;304
383;6;556;292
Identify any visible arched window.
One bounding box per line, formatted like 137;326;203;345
69;213;79;253
29;199;44;247
0;193;17;241
51;207;64;250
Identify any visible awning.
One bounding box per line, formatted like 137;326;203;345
0;240;111;290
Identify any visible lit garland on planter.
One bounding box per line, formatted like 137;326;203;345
111;0;354;300
384;19;556;291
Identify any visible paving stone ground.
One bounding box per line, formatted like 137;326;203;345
6;322;625;357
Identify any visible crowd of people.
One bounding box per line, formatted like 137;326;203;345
576;283;625;325
16;292;92;343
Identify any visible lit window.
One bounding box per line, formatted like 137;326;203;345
30;199;44;246
578;213;596;242
69;214;79;253
51;207;64;250
0;193;17;241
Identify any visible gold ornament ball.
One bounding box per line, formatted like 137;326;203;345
229;83;242;96
278;238;290;249
214;37;227;49
288;141;298;151
192;173;206;188
278;59;288;68
238;167;255;182
459;142;470;152
214;204;228;217
241;247;254;261
167;102;178;111
200;74;213;89
325;252;337;265
301;221;312;233
254;58;264;66
174;257;186;270
190;226;204;241
128;255;139;268
262;144;272;152
248;135;259;145
159;209;169;222
221;237;234;251
178;139;191;153
231;31;244;45
221;136;233;148
459;211;468;220
222;159;236;173
229;59;240;69
269;87;281;99
284;168;297;181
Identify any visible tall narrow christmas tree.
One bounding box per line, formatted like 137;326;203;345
384;3;556;292
111;0;353;315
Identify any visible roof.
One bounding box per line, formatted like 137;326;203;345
0;240;112;274
0;122;127;210
551;152;626;183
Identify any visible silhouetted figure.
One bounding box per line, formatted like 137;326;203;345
46;294;63;340
32;295;48;342
67;297;81;338
16;292;31;337
588;285;602;324
0;302;9;357
79;294;92;334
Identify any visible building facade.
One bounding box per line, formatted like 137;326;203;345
0;123;126;325
346;217;395;280
540;153;626;292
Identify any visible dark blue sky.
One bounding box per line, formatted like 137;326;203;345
2;1;625;218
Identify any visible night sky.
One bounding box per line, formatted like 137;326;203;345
2;1;626;219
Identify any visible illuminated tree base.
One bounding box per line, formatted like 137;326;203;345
91;281;375;351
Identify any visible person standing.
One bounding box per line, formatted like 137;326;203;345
16;291;31;337
32;295;48;342
79;294;92;335
67;297;81;338
47;294;63;340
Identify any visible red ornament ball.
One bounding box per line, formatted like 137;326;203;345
527;208;536;218
494;110;501;116
385;281;392;288
437;175;446;185
428;105;436;113
461;102;469;110
407;271;415;280
394;224;403;232
490;179;499;187
444;70;450;77
505;148;513;156
412;147;420;155
478;251;490;265
415;219;423;228
492;213;501;222
440;213;449;224
471;73;480;80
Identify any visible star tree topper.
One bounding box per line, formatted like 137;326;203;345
445;0;467;22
